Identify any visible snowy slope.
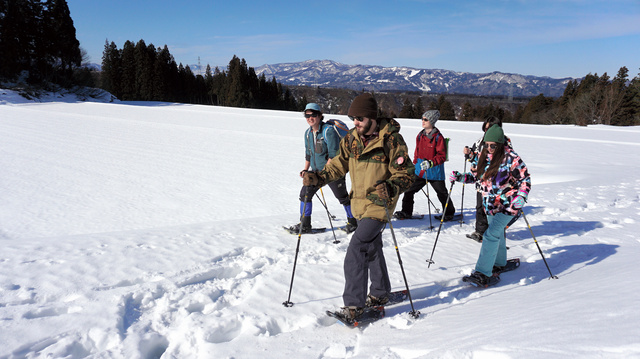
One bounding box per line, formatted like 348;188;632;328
1;89;640;358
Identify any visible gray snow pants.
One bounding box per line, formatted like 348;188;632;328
342;218;391;307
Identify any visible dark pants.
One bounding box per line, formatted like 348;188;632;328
342;218;391;307
475;191;488;234
401;177;455;216
299;177;349;205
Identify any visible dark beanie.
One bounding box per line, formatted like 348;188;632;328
348;93;378;119
484;124;505;143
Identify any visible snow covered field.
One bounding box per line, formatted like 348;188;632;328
1;89;639;358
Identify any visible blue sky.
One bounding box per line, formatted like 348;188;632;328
68;0;640;79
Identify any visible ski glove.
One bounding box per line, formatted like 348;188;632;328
420;160;433;170
302;171;319;186
511;191;528;209
449;171;464;183
375;180;394;201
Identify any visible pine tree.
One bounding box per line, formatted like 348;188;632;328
119;41;136;100
414;97;424;119
437;95;456;121
0;0;42;80
133;40;154;100
44;0;81;84
399;98;414;118
522;94;554;124
101;40;121;98
461;102;474;121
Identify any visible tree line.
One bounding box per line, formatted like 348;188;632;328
101;40;299;110
393;67;640;126
0;0;86;87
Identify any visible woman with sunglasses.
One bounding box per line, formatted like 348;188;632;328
450;124;531;287
463;116;512;243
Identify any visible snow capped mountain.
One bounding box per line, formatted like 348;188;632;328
256;60;574;97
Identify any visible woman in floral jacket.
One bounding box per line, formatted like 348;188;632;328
450;124;531;286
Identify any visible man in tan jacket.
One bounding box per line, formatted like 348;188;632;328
303;93;414;321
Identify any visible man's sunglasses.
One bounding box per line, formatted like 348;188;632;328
304;113;320;118
348;116;365;121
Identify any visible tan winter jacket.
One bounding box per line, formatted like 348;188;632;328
318;118;414;222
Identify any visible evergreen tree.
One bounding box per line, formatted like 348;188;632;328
101;40;121;98
0;0;42;80
437;95;456;121
43;0;81;84
133;40;154;100
119;40;136;100
414;97;424;119
461;102;474;121
521;94;554;124
399;98;414;118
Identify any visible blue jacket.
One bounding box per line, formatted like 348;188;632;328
305;121;342;171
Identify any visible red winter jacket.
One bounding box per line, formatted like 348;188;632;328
414;128;446;181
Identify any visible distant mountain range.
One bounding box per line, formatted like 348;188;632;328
255;60;574;98
87;59;574;98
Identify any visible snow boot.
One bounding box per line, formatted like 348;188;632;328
289;216;312;234
463;271;500;288
435;213;456;222
340;306;364;321
344;216;358;233
466;231;483;242
393;211;411;220
365;294;389;307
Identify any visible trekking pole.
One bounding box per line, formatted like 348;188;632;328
459;159;467;227
320;188;340;244
384;205;420;319
421;187;440;213
421;187;434;230
426;181;456;268
283;189;311;307
315;193;337;220
520;209;558;280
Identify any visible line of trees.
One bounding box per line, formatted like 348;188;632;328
0;0;86;87
392;67;639;126
100;40;300;110
512;67;640;126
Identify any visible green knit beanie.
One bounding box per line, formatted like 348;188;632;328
484;124;505;143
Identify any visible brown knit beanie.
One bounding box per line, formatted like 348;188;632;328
348;93;378;119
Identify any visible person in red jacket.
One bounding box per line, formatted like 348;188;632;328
395;110;456;220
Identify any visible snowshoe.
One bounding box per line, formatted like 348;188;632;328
365;290;408;307
326;306;384;327
434;213;462;222
493;258;520;275
283;225;326;235
462;271;500;288
394;211;424;220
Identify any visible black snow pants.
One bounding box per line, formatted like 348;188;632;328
342;218;391;307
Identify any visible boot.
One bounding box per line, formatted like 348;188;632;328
344;216;357;233
340;306;364;321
